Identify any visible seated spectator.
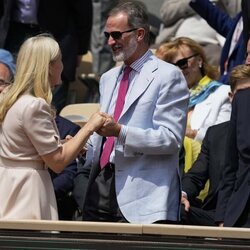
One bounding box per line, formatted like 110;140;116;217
156;37;231;201
181;121;230;226
155;37;231;144
181;62;250;226
215;64;250;228
0;49;15;94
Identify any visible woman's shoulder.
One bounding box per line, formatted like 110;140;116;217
14;95;50;114
17;94;47;106
213;84;231;95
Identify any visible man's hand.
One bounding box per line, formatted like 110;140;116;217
97;115;121;137
181;194;190;212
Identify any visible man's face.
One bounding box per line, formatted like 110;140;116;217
105;12;139;65
0;63;11;93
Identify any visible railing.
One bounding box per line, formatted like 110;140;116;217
0;220;249;249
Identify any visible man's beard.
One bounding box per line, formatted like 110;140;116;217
112;37;138;62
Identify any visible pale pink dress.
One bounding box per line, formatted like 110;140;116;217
0;94;61;220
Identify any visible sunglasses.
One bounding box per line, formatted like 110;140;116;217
104;28;138;40
174;53;199;69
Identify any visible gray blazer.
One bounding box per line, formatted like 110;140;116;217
83;53;189;223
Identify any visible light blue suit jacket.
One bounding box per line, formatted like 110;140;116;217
83;52;189;223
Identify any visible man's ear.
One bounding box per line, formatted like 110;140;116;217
137;28;145;42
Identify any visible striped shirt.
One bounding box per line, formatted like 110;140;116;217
108;49;153;163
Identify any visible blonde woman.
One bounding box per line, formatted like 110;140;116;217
0;35;106;220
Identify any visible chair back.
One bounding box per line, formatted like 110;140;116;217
60;103;100;127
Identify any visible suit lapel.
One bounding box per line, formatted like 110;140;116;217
101;66;123;113
120;57;158;119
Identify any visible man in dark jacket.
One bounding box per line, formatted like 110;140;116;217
181;121;229;226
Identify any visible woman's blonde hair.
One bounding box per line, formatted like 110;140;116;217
0;34;60;122
155;37;219;80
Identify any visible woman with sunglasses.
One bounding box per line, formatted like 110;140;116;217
155;37;231;196
156;37;231;143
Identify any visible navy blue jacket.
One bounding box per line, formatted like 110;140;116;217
215;89;250;227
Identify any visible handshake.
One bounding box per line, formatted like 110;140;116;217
85;111;121;138
61;112;121;158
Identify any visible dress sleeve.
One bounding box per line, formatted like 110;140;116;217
22;98;62;156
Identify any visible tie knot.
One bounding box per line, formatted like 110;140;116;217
123;66;132;76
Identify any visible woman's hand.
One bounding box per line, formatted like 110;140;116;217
84;111;107;133
186;127;197;139
96;115;121;137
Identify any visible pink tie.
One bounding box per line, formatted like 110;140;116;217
100;66;132;169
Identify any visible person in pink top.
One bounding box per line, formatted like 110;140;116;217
0;34;107;220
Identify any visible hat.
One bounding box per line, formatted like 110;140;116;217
0;49;16;77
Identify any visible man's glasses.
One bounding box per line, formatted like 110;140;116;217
0;79;10;86
104;28;138;40
174;53;198;70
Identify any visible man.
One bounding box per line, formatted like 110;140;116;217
189;0;245;84
180;48;250;226
215;64;250;227
180;49;250;226
181;121;230;226
73;1;189;224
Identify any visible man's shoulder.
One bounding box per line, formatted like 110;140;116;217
207;121;230;135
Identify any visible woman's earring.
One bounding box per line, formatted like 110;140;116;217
199;62;202;68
